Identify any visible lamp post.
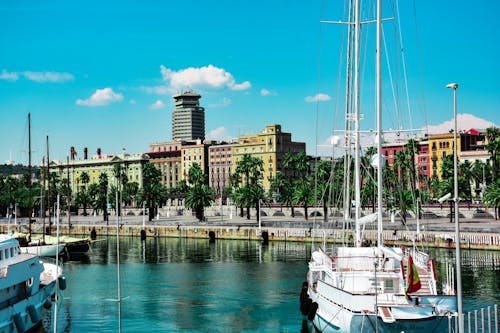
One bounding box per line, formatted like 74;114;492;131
446;82;463;332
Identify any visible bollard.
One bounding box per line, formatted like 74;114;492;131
208;231;216;243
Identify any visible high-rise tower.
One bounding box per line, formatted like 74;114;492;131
172;91;205;141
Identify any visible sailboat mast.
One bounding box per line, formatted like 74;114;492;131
343;0;354;227
353;0;362;247
47;135;51;234
28;113;32;234
376;0;383;247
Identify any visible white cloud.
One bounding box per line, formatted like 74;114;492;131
305;93;332;102
23;71;74;83
208;97;231;108
160;64;251;91
0;69;18;81
260;88;277;96
76;88;124;107
206;126;234;142
129;99;136;105
150;99;164;109
424;113;496;134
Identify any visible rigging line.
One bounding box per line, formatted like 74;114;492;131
312;1;324;229
411;0;429;137
382;27;400;132
394;0;413;132
328;0;351;224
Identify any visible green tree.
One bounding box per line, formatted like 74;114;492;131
184;163;214;221
139;162;163;221
234;154;264;220
97;173;109;222
293;178;314;220
113;163;129;216
314;160;333;222
483;180;500;220
486;127;500;180
185;184;215;221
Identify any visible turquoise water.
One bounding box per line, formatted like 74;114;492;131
43;237;500;332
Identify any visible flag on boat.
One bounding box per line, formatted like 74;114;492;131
405;255;421;299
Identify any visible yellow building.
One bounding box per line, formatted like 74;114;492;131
49;150;149;194
428;133;460;179
232;124;306;190
181;140;210;182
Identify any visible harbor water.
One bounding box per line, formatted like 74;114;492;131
43;236;500;332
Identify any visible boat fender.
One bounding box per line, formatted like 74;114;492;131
58;276;67;290
13;313;26;332
262;231;269;245
140;230;146;241
43;300;52;309
27;304;41;323
300;288;309;304
300;297;312;316
90;227;97;240
307;302;318;321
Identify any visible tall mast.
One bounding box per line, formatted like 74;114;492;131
343;0;354;227
67;156;71;229
353;0;361;247
47;135;51;234
28;113;32;234
376;0;383;247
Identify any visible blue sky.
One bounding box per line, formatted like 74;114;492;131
1;0;499;165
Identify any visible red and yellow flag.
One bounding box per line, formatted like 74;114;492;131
405;255;421;298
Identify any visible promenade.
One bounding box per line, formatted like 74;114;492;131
2;212;499;250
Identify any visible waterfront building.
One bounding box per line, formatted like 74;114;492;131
172;91;205;141
381;139;430;188
181;140;210;183
428;128;487;179
208;144;233;195
417;140;430;185
49;148;149;194
232;124;306;190
428;133;459;179
148;142;183;188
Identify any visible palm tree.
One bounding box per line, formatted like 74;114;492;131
293;178;314;220
79;171;90;215
483;180;500;220
234;154;264;220
270;171;287;210
471;160;486;199
283;152;312;218
486;127;500;180
97;173;109;222
314;160;332;222
184;163;214;221
140;162;163;221
188;163;205;186
185;184;214;221
113;163;128;216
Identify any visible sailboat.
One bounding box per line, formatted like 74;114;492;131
301;1;458;332
7;114;66;257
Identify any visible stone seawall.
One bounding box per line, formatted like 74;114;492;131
5;222;499;251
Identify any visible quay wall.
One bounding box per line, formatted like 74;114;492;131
5;221;500;251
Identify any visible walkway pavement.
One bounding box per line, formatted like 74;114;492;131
5;213;498;234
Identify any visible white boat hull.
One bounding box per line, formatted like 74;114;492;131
21;243;65;257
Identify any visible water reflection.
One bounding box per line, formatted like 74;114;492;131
47;237;500;332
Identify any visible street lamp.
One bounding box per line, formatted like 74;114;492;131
446;82;463;332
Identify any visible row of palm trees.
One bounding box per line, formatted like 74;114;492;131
1;126;499;222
